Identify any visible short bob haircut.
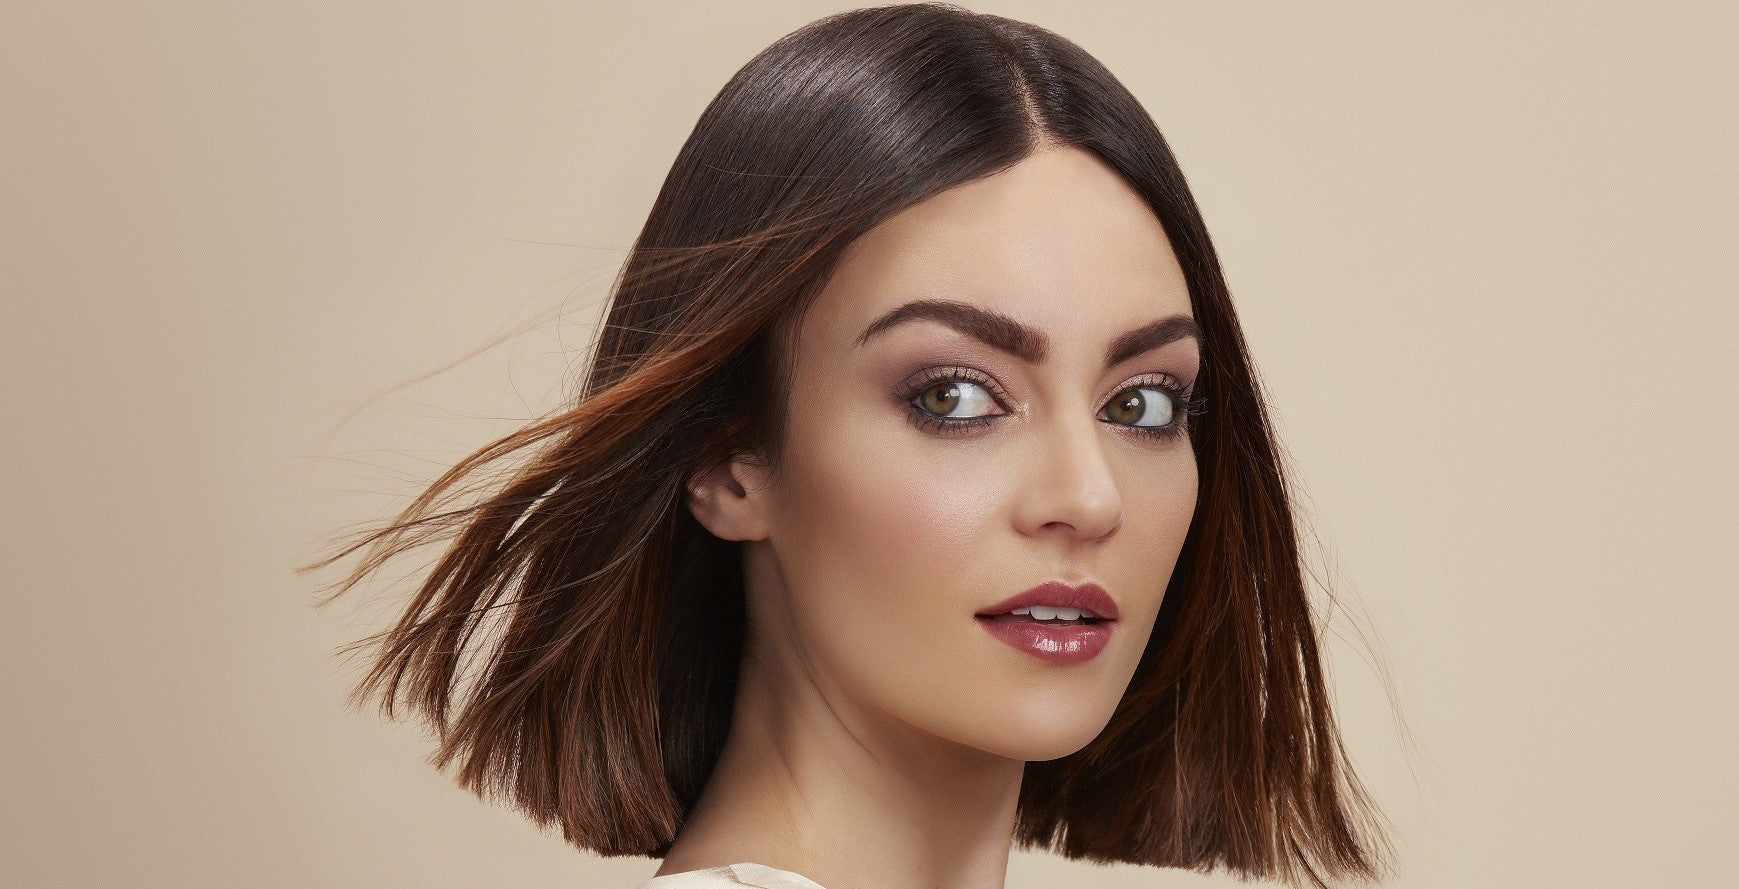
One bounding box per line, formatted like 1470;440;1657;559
303;3;1393;887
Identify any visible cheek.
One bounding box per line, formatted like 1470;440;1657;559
1139;447;1197;541
769;415;1027;747
1116;444;1196;574
776;415;992;622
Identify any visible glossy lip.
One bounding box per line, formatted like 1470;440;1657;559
975;580;1120;621
975;580;1118;665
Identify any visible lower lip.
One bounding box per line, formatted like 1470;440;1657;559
975;616;1113;664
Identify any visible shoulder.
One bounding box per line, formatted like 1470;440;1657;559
636;866;740;889
638;862;827;889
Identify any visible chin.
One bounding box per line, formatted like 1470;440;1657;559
940;697;1120;763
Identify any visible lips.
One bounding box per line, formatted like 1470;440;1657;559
975;580;1120;622
974;580;1118;665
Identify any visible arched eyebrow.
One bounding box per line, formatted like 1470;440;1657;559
852;298;1202;369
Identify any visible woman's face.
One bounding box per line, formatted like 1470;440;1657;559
712;144;1200;762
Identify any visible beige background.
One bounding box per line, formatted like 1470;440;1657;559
3;1;1734;887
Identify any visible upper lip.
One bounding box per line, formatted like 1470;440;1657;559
976;580;1120;621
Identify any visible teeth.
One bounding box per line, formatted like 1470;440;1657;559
1010;606;1086;621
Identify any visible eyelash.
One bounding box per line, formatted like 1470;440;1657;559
895;365;1208;441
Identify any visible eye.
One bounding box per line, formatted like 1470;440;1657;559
1103;386;1173;428
1100;374;1200;441
896;365;1011;436
914;378;999;420
896;367;1203;440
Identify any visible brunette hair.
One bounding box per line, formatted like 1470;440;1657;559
300;3;1393;886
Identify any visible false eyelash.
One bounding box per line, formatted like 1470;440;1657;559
895;367;1207;441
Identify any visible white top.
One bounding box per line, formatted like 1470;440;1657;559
637;861;827;889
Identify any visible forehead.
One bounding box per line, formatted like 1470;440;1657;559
800;144;1191;355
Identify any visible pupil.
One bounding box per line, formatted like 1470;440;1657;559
925;383;958;413
1113;391;1142;423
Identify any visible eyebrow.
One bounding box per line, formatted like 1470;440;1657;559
851;298;1203;369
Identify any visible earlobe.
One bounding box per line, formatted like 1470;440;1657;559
685;453;773;542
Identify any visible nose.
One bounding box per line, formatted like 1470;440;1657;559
1012;407;1124;543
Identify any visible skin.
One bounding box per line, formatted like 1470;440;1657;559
671;144;1201;889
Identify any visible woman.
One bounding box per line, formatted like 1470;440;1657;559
303;4;1393;888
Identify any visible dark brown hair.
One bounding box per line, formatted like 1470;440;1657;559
300;3;1393;886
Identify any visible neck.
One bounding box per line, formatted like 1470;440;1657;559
655;642;1026;889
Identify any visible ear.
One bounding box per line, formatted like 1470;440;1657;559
685;452;774;542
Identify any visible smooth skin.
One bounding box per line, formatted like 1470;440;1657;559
674;144;1201;889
